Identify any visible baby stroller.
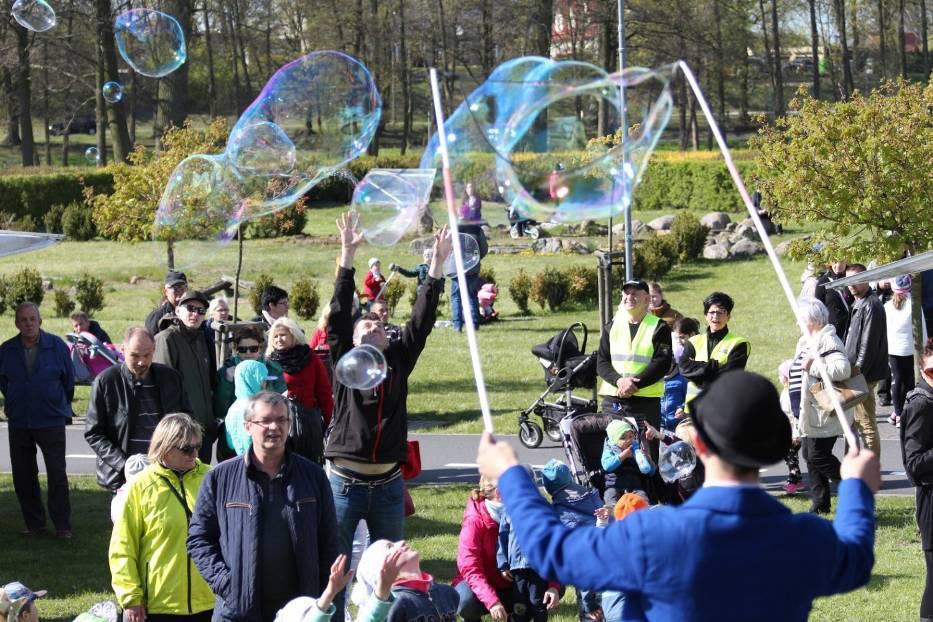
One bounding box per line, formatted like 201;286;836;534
67;332;123;384
518;322;597;448
506;201;541;240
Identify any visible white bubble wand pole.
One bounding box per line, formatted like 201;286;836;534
429;68;495;434
675;61;860;451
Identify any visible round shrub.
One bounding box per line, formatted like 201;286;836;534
531;267;570;312
383;278;407;314
669;212;709;262
6;267;44;308
290;277;320;321
508;268;533;315
44;204;65;234
75;273;105;315
244;203;307;239
62;202;97;241
250;273;275;316
633;235;678;281
479;265;496;285
53;289;75;317
564;264;598;307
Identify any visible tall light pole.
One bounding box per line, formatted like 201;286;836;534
617;0;632;280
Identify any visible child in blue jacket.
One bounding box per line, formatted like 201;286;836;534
601;419;644;506
497;508;561;622
660;317;699;432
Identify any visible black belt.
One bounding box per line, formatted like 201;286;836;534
330;463;402;486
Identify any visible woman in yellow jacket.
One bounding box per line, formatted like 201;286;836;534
110;413;214;622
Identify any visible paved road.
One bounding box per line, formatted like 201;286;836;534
0;415;914;496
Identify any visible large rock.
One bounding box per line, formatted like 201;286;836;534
741;216;777;236
560;238;591;254
532;238;565;254
700;211;731;231
703;243;730;260
647;215;675;231
775;240;793;256
612;220;650;240
728;224;759;244
730;239;765;258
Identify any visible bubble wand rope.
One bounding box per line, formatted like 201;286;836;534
429;68;495;434
375;270;397;301
675;60;860;451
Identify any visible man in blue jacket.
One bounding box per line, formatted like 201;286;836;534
0;302;75;538
478;370;880;622
187;391;337;622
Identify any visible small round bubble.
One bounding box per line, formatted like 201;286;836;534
11;0;56;32
85;147;100;163
352;169;436;246
658;441;697;483
444;232;480;277
102;81;123;104
334;344;387;390
114;9;187;78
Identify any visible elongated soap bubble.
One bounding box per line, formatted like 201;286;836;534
224;50;381;221
153;154;243;270
12;0;56;32
335;344;387;390
114;9;187;78
352;169;436;246
102;81;123;104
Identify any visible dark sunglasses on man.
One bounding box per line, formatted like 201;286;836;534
237;345;261;354
182;304;207;315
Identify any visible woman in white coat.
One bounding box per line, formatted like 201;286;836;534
794;297;853;515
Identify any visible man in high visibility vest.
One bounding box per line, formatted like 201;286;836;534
680;292;750;411
596;280;673;463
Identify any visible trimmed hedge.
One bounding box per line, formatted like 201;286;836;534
0;171;113;222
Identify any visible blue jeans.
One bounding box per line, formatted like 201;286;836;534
451;275;481;331
328;468;405;622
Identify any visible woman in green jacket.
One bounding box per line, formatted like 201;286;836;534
109;414;214;622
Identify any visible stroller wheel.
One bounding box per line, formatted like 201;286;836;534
544;421;563;443
518;420;544;449
527;225;540;240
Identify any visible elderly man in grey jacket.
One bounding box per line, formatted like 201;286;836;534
844;263;889;456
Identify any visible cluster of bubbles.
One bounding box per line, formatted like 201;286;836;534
102;81;124;104
658;441;697;483
11;0;56;32
351;169;436;246
155;50;382;269
335;344;388;390
114;9;187;78
420;57;675;224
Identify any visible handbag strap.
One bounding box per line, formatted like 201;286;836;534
819;348;843;357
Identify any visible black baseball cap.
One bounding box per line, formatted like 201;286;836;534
165;271;188;287
621;280;650;294
176;290;209;308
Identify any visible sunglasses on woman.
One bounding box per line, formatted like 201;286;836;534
237;345;261;354
176;443;199;454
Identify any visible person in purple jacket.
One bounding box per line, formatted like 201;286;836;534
477;369;880;622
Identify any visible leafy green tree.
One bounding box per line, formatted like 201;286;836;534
753;80;933;262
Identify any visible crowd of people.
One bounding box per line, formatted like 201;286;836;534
2;216;933;621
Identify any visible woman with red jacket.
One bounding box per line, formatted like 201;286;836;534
453;476;514;622
267;317;334;428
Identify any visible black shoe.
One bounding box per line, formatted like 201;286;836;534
808;505;831;515
878;397;892;407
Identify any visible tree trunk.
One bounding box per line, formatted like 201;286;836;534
353;0;364;55
758;0;775;96
42;41;50;166
878;0;887;77
481;0;494;76
689;92;699;150
921;0;930;78
15;24;35;167
221;5;241;111
809;0;821;98
167;239;175;271
713;0;727;139
203;0;218;118
399;0;411;154
530;0;553;58
155;0;193;136
770;0;785;118
95;35;108;166
232;0;252;96
898;0;907;78
97;0;132;162
835;0;854;98
2;67;20;147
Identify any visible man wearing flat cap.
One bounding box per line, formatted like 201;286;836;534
596;279;672;463
478;370;880;622
154;290;216;463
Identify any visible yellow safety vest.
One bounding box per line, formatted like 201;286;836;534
599;311;665;398
684;330;750;405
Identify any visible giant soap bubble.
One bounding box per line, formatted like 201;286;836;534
443;232;480;277
114;9;187;78
12;0;56;32
421;58;674;224
335;344;387;390
352;169;436;246
658;441;697;483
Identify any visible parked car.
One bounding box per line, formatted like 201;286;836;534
49;115;97;136
783;58;814;76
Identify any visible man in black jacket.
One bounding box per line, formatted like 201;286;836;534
145;271;189;336
845;263;889;456
188;391;337;622
84;327;190;491
324;212;451;622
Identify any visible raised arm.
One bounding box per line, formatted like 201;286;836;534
399;226;452;371
328;212;367;361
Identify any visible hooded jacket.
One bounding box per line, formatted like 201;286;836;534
85;363;191;490
325;266;441;465
224;360;269;456
109;461;214;615
452;496;511;610
154;320;217;436
214;356;287;420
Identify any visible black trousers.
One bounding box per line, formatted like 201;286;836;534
9;426;71;531
802;436;841;513
889;354;916;416
923;551;933;620
144;612;213;622
512;569;550;622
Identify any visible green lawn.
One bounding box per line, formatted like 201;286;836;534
0;476;924;622
0;204;812;433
